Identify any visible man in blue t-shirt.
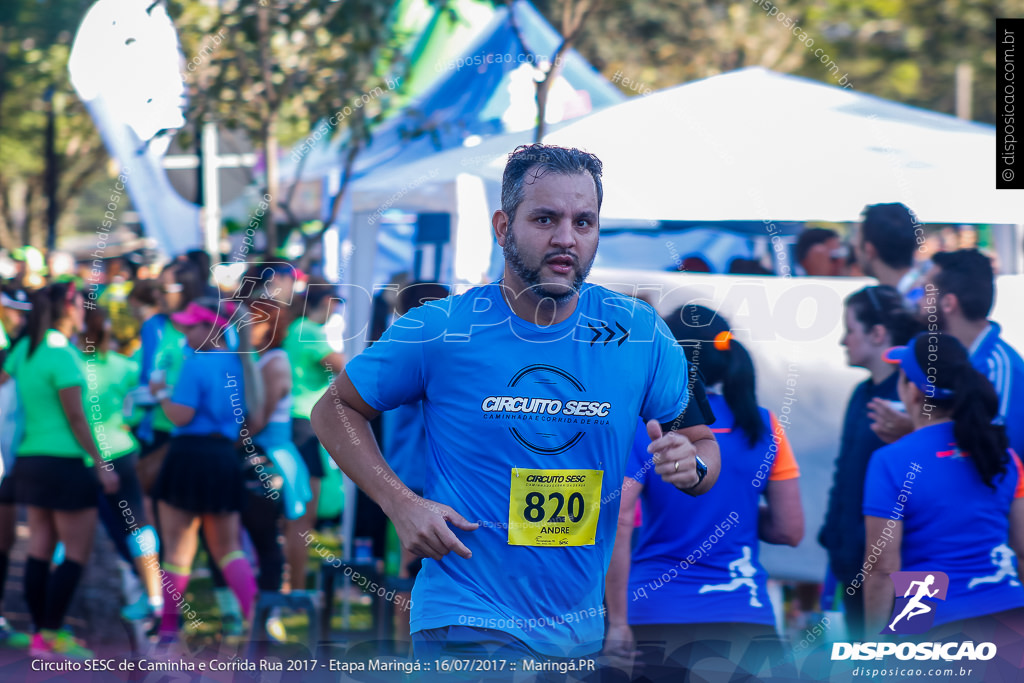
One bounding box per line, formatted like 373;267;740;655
869;249;1024;458
312;144;720;661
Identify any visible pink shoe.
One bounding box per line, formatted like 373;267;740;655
28;633;52;657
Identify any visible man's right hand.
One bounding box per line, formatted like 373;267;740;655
867;398;913;444
602;623;640;675
389;494;478;561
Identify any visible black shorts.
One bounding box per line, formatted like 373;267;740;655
102;453;147;531
138;429;172;459
0;472;16;505
152;436;247;514
12;456;99;511
291;418;324;479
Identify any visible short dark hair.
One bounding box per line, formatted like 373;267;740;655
302;275;336;313
795;227;838;264
169;261;205;309
183;249;212;278
397;282;449;316
129;279;161;308
933;249;994;321
501;144;603;226
861;203;918;269
107;256;138;279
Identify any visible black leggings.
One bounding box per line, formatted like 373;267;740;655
200;503;283;593
96;454;149;566
241;491;284;592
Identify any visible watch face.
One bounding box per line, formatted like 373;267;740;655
694;455;708;481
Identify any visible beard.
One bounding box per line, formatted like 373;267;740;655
503;227;595;304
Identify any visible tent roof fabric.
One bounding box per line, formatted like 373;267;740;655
356;67;1020;225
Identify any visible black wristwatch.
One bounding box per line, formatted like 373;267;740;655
686;455;708;491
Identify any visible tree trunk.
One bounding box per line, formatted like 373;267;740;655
264;114;280;254
530;0;597;143
535;77;551;143
256;1;279;255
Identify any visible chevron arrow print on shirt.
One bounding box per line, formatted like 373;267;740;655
588;322;630;347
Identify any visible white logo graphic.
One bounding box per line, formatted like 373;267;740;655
698;545;762;607
889;574;939;632
967;543;1021;590
832;641;997;661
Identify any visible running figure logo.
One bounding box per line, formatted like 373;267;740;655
698;546;762;608
967;544;1021;589
883;571;949;635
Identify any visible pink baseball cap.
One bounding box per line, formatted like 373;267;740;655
171;300;235;330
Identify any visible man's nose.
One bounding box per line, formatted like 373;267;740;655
550;220;576;248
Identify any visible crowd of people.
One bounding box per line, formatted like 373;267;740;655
0;144;1021;682
0;254;359;659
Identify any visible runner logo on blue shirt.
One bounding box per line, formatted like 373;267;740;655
967;544;1021;590
884;571;949;635
697;546;763;608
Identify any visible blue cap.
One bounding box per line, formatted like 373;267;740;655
883;335;955;400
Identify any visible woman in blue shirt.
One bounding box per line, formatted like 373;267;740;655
605;305;804;682
149;298;258;645
863;332;1024;637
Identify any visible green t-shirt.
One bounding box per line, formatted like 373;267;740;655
83;351;140;461
284;318;335;419
152;320;188;433
3;331;91;461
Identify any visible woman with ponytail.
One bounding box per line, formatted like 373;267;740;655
819;285;923;638
0;282;117;658
147;298;258;649
862;332;1024;635
604;305;803;682
79;309;164;623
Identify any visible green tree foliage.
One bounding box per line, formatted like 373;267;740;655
536;0;1020;124
535;0;812;94
168;0;407;251
0;0;111;251
804;0;1024;124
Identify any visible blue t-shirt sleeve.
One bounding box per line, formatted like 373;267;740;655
346;305;431;412
626;420;652;485
138;315;165;384
863;446;900;518
171;354;203;411
639;315;689;425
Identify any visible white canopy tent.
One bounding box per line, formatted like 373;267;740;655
351;67;1022;225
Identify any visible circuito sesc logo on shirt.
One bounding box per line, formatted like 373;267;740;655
884;571;949;635
480;364;613;455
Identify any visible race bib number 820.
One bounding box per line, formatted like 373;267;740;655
507;468;603;547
